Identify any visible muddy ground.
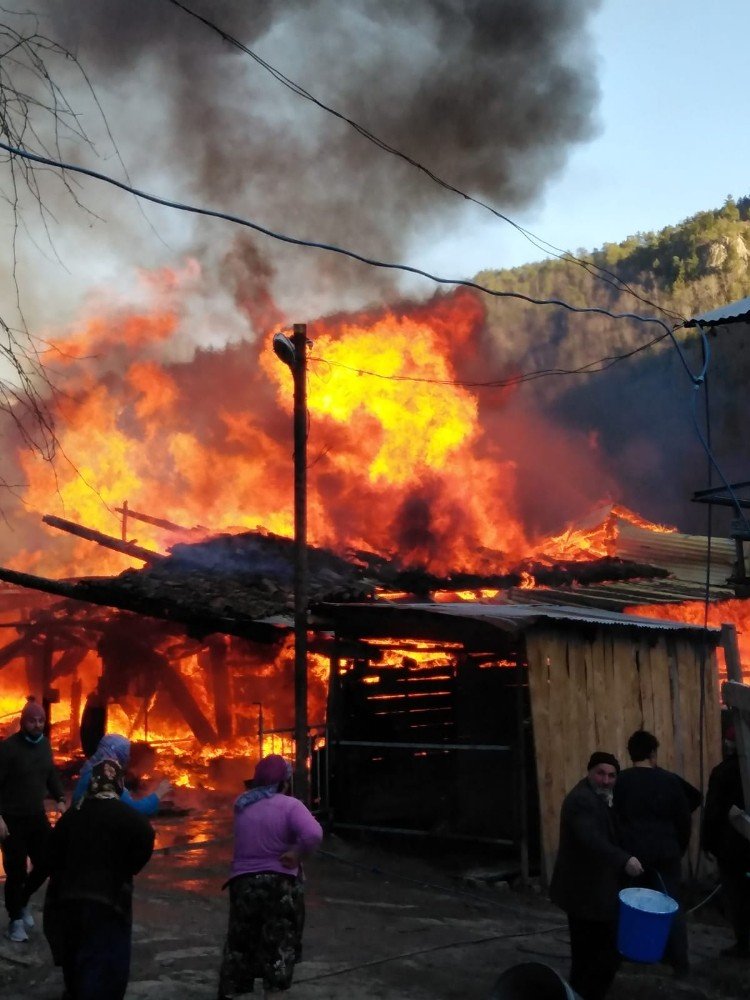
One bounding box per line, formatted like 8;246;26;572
1;803;749;999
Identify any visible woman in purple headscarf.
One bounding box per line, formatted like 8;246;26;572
218;754;323;998
72;734;170;817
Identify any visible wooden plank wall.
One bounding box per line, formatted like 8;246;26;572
526;625;721;884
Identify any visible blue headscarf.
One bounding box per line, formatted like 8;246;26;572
78;733;131;789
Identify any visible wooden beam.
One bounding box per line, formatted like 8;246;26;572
0;566;287;645
114;506;195;534
42;515;164;564
159;658;219;745
722;624;744;681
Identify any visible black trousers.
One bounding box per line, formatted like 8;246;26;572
719;860;750;951
639;861;689;972
0;812;52;920
567;915;620;1000
60;900;131;1000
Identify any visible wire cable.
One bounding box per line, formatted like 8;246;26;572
310;328;674;389
0;139;689;340
2;138;738;522
167;0;684;324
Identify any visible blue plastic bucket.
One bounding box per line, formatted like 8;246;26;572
617;887;678;962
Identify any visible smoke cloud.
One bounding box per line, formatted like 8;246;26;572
2;0;601;331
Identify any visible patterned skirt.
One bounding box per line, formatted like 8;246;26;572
218;872;304;995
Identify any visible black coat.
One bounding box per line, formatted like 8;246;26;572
550;779;630;921
702;754;750;871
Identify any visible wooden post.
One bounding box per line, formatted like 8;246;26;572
121;499;129;542
515;645;529;884
292;323;310;803
722;623;743;682
70;677;82;747
204;637;233;741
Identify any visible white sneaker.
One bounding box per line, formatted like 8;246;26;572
6;918;28;942
20;906;34;929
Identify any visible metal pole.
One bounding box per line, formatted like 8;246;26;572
292;323;310;802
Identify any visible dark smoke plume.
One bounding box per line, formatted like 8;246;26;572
13;0;601;319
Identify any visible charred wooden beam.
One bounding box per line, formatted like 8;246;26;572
0;566;287;645
50;646;89;682
0;630;41;671
199;638;233;741
114;506;197;535
42;515;164;564
307;635;383;660
158;658;219;745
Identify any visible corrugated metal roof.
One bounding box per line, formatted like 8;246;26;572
685;295;750;328
511;505;740;612
320;600;720;636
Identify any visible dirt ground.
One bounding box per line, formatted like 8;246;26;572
1;804;750;999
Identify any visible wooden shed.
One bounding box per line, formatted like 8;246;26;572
318;601;723;881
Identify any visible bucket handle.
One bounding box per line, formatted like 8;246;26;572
652;869;669;897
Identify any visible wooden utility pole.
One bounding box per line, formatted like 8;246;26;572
292;323;310;803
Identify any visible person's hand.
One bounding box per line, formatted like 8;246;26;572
279;849;301;870
625;856;644;877
56;798;68;815
155;779;172;800
0;817;8;841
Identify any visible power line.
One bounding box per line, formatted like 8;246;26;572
310;328;673;389
2;138;733;503
0;139;681;339
167;0;685;324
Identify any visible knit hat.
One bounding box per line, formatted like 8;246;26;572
20;700;45;726
587;751;620;773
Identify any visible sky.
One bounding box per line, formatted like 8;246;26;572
418;0;750;278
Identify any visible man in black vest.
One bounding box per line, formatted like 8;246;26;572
551;751;643;1000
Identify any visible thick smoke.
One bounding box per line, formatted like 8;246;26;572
2;0;601;330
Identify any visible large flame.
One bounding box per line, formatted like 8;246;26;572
2;259;746;782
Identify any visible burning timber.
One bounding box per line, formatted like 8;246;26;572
0;516;677;640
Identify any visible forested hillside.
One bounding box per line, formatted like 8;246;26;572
476;195;750;401
474;196;750;534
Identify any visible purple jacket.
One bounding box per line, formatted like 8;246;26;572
230;793;323;879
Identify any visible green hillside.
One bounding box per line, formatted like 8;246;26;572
475;196;750;399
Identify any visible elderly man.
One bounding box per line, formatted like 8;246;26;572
550;751;643;1000
0;699;67;942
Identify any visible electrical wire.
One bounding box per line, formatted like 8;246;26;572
1;138;740;541
166;0;685;324
294;923;566;986
0;139;678;337
309;328;674;389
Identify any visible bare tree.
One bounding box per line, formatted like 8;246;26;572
0;15;112;481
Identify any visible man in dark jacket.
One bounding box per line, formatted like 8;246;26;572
45;758;154;1000
702;725;750;957
0;699;67;942
551;751;643;1000
613;729;701;977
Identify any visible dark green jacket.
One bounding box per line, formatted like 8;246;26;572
0;730;64;817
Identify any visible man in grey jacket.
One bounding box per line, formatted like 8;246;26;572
550;751;643;1000
0;700;67;942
